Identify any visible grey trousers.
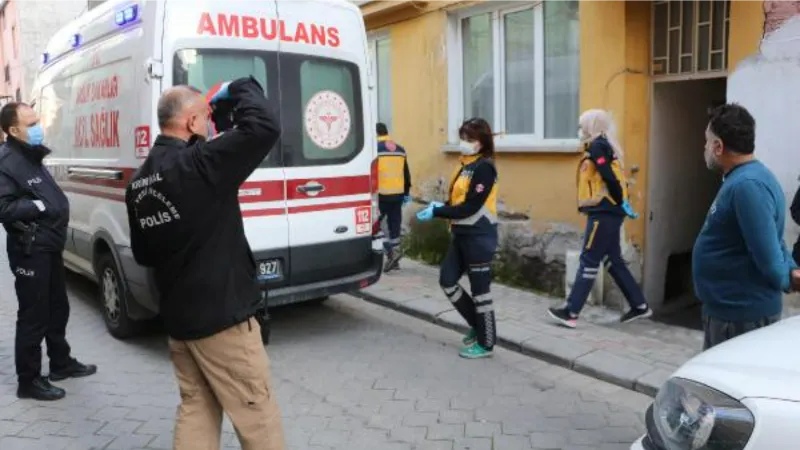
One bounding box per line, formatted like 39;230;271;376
703;314;781;350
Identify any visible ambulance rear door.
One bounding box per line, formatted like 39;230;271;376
161;1;289;288
276;1;374;286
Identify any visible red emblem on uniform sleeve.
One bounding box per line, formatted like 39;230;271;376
475;184;485;193
596;156;607;165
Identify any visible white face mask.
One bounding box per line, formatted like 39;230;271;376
459;140;479;156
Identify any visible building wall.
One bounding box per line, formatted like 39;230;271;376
0;1;22;102
16;1;87;101
363;0;766;298
728;1;800;250
373;1;649;235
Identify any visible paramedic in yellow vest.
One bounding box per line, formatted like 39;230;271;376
417;118;498;359
548;109;651;329
377;123;411;272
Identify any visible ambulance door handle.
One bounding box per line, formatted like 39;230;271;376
68;167;123;180
297;181;325;197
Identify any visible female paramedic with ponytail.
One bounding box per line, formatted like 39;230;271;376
548;109;651;329
417;118;499;359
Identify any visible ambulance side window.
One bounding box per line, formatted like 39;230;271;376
280;55;364;167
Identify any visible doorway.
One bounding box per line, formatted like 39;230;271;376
643;77;727;328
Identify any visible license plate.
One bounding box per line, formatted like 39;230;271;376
257;259;283;282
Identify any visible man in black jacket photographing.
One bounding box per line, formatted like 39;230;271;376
125;77;284;449
0;102;97;401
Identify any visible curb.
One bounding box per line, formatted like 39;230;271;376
352;289;665;398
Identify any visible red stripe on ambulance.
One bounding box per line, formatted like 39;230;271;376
197;13;340;48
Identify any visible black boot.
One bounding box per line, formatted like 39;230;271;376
17;376;66;401
49;358;97;381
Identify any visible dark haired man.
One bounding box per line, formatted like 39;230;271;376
0;102;96;401
694;103;800;349
376;122;411;272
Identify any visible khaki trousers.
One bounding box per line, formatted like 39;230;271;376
169;318;285;450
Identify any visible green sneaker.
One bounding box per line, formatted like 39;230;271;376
459;342;493;359
462;328;477;345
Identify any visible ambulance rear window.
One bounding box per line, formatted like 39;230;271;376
280;54;364;168
298;60;358;161
173;49;269;96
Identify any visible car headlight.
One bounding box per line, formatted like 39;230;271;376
651;377;754;450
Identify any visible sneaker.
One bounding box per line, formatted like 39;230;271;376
384;250;401;273
620;305;653;324
547;307;577;329
459;342;493;359
462;328;477;346
49;359;97;382
17;377;66;401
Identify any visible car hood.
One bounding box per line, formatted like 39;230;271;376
673;315;800;401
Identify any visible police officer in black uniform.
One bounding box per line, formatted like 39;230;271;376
0;102;97;401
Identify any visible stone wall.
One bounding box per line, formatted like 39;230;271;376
403;174;643;308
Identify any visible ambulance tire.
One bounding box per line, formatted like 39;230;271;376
97;252;141;340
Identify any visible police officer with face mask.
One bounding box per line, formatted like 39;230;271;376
0;102;97;401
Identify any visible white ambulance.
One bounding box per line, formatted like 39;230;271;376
32;0;383;339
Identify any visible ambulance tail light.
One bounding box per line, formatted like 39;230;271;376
370;158;381;237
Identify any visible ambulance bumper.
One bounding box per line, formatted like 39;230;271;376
263;250;384;307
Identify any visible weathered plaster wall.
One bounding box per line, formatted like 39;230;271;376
728;8;800;250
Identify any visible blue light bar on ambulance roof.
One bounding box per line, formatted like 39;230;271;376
115;4;138;26
71;34;81;48
42;53;49;65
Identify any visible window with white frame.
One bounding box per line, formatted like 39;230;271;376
368;35;392;132
450;1;580;146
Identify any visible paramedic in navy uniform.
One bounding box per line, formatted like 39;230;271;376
125;77;285;449
0;102;97;401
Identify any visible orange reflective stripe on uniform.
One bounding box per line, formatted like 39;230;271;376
377;135;406;196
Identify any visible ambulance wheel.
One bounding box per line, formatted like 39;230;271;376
97;252;139;340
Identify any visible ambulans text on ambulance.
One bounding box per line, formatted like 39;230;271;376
197;13;340;48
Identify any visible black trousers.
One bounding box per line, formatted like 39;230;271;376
379;199;403;252
566;213;646;315
703;314;780;350
8;250;72;383
439;232;498;349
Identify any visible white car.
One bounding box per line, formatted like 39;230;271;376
631;315;800;450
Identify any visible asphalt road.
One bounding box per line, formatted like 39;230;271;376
0;244;650;449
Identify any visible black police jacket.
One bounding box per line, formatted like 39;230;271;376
0;137;69;253
124;77;280;340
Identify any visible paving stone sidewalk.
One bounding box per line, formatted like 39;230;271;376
354;259;704;397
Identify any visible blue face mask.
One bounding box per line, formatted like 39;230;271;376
27;124;44;146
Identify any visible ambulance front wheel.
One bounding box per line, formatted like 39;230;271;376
97;252;140;340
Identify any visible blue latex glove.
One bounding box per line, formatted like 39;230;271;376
622;200;639;219
210;81;231;104
416;206;434;222
403;195;411;205
416;202;444;221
